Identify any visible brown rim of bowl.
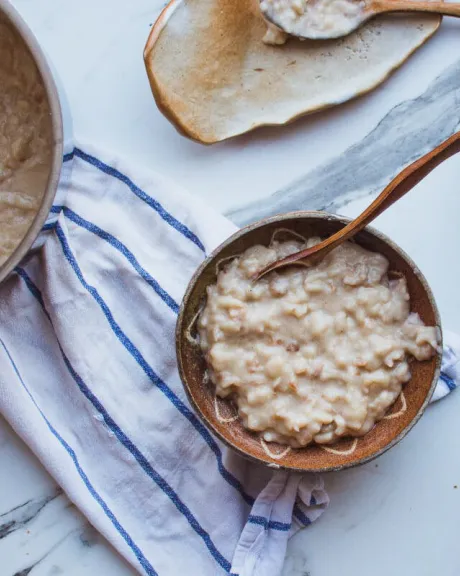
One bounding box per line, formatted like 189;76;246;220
176;211;443;473
0;1;63;284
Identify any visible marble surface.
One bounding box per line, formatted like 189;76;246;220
2;0;460;574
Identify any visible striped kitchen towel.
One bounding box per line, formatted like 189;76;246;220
0;143;457;576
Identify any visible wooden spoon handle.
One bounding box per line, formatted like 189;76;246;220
255;132;460;279
371;0;460;16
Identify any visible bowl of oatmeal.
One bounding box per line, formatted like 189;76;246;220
176;212;442;472
0;1;63;283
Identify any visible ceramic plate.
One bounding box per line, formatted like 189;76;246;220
144;0;441;144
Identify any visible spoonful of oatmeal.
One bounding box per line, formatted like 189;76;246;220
260;0;460;43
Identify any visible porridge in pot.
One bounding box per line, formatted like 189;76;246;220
198;238;440;447
0;16;53;266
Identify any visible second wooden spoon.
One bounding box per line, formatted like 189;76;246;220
254;132;460;281
261;0;460;41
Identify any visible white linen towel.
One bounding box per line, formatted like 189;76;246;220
0;143;457;576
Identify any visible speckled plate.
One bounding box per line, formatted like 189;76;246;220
144;0;441;144
176;212;442;472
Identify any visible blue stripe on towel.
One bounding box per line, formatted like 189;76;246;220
49;206;309;525
440;372;457;391
42;206;257;509
293;507;312;526
53;205;179;314
66;147;205;253
15;267;231;573
53;222;253;508
248;515;291;532
47;154;312;529
42;222;57;232
16;268;47;310
0;337;158;576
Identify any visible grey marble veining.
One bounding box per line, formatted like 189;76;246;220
227;58;460;226
0;413;135;576
0;488;62;540
282;554;311;576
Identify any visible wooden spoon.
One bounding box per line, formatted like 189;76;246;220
261;0;460;41
254;132;460;281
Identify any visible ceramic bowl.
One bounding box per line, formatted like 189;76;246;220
176;212;442;472
0;1;63;285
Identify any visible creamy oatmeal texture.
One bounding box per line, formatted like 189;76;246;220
0;16;52;266
260;0;366;44
198;239;439;447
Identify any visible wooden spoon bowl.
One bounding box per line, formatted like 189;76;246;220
176;212;442;472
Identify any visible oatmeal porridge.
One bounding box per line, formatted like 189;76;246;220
260;0;366;44
198;238;440;447
0;16;53;266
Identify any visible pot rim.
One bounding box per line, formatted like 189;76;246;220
0;0;64;283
